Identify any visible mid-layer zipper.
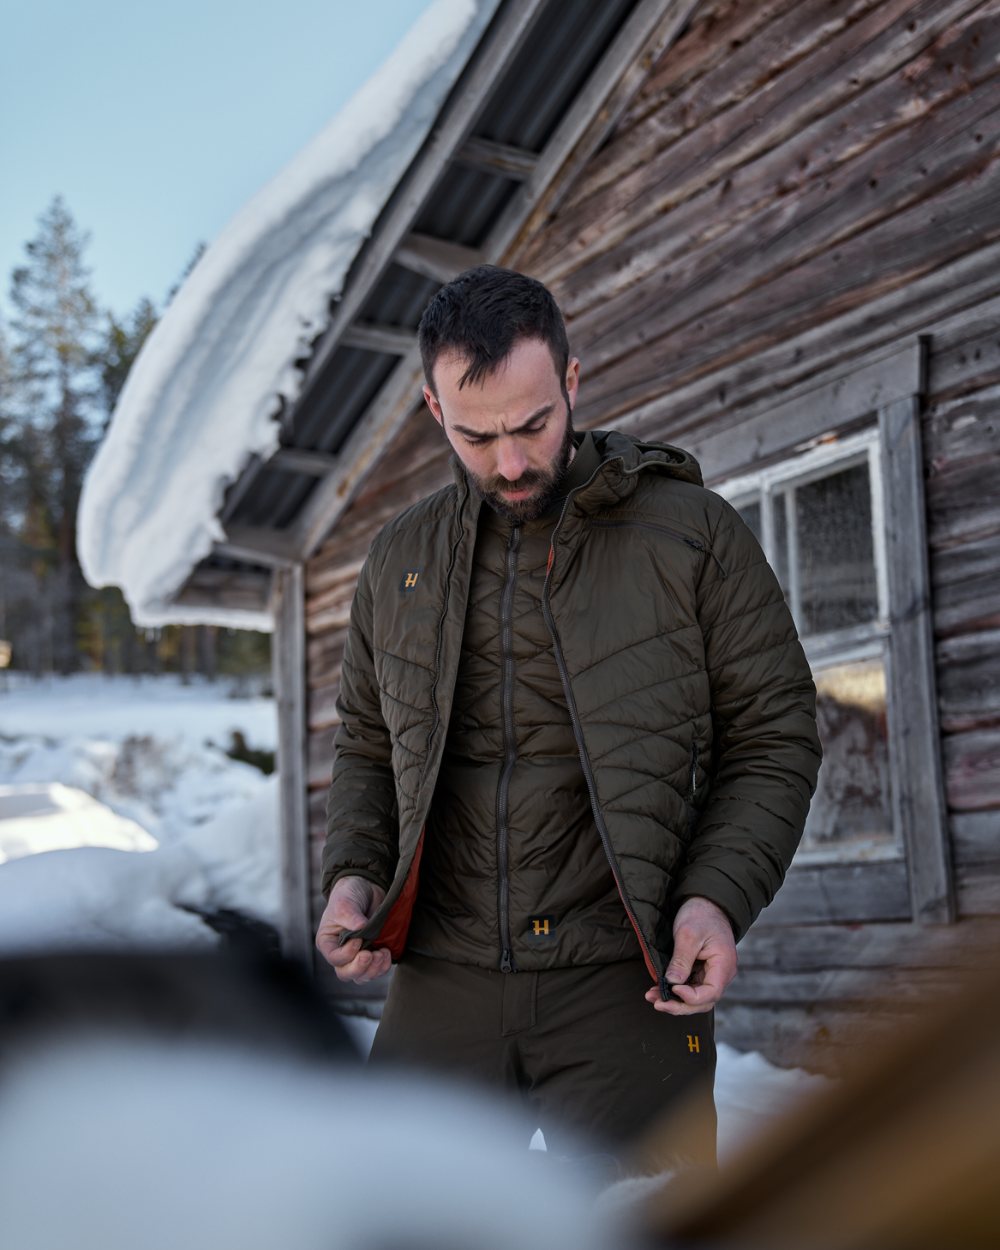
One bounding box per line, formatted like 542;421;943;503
496;522;521;973
541;494;667;992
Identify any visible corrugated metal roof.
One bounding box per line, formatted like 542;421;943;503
209;0;645;575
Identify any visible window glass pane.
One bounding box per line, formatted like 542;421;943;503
799;654;894;858
794;461;878;634
734;496;761;542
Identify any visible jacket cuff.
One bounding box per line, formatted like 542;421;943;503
672;866;754;943
321;867;392;901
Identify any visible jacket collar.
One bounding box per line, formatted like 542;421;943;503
447;428;704;520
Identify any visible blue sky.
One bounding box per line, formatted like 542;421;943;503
0;0;435;321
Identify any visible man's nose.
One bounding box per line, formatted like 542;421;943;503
496;439;527;483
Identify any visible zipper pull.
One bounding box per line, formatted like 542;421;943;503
501;948;514;973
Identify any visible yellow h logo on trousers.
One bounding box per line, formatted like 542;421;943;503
687;1034;700;1054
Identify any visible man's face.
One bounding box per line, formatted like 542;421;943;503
423;337;581;523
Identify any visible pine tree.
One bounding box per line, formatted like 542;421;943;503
75;295;161;672
0;317;17;648
99;295;157;424
8;196;100;674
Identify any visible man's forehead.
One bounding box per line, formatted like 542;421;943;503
435;338;559;391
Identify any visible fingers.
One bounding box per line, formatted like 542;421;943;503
317;933;392;982
337;945;393;984
645;979;720;1015
315;876;391;979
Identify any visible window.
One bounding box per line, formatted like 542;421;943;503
692;340;953;924
718;432;895;864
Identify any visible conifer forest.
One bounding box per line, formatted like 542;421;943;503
0;196;269;681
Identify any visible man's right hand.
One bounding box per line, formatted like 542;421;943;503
315;876;391;983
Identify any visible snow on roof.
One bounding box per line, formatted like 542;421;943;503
78;0;499;631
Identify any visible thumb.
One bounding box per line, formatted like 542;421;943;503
338;908;370;932
665;930;700;985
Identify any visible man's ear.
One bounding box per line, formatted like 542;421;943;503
565;357;581;410
422;384;444;427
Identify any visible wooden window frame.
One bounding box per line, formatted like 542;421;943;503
720;429;900;867
689;339;954;926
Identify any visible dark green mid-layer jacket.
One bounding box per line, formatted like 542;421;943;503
322;430;822;989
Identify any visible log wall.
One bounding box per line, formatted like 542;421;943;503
304;0;1000;1062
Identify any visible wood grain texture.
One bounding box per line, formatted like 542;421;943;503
937;630;1000;731
880;395;954;923
553;4;999;324
524;0;986;283
943;727;1000;810
930;535;1000;637
759;861;910;925
737;916;999;970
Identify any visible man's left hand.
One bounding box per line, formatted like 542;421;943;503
644;896;738;1016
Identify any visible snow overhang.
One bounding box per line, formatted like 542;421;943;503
77;0;499;630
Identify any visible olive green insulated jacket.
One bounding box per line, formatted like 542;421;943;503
322;430;822;990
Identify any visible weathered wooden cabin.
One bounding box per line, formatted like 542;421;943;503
91;0;1000;1070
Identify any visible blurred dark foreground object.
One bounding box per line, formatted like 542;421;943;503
638;920;1000;1250
0;946;358;1064
0;947;623;1250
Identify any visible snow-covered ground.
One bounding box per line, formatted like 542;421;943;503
0;672;279;950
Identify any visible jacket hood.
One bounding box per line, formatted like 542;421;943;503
590;428;704;487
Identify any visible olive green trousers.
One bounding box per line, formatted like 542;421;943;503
369;953;717;1174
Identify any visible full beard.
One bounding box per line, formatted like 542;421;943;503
471;406;576;523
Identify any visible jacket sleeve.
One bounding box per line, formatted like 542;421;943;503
320;547;399;899
672;499;823;941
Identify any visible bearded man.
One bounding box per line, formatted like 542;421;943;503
316;266;822;1173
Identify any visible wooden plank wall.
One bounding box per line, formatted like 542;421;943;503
304;0;1000;1060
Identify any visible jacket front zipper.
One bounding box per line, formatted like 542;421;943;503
496;522;521;972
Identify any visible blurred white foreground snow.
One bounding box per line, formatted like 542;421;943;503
0;1039;619;1250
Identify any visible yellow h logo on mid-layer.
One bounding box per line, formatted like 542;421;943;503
404;572;419;588
531;918;551;936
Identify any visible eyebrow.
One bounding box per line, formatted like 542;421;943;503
450;403;556;441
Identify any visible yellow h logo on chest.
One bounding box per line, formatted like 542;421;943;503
531;918;550;936
404;572;419;588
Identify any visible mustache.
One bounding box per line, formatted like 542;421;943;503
484;468;549;492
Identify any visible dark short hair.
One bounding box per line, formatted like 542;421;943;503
417;265;570;393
